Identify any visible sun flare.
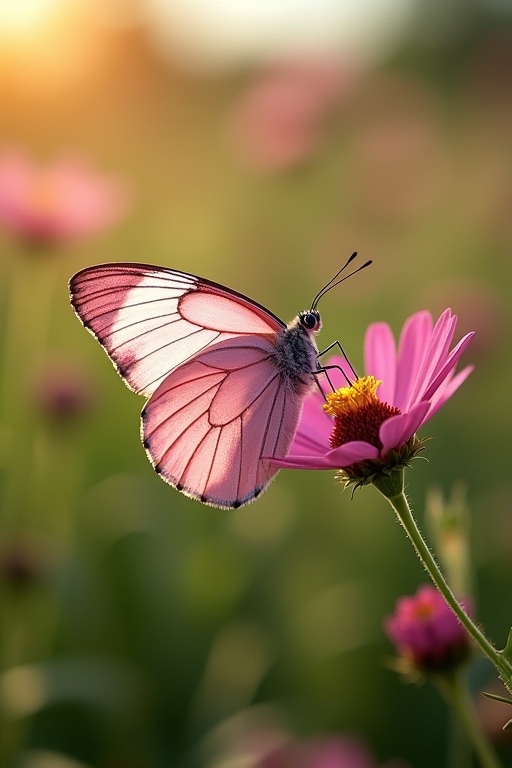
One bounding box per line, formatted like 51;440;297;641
0;0;62;34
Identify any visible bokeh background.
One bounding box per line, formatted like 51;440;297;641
1;1;512;766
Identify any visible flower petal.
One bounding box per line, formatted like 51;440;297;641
426;364;473;420
318;354;355;390
364;322;397;404
421;331;474;402
394;311;433;411
407;309;457;408
326;440;379;467
271;440;378;469
379;401;430;456
287;388;332;455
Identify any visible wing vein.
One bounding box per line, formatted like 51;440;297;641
137;332;222;393
182;426;222;499
103;315;182;349
144;377;223;442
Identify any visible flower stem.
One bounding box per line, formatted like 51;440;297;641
437;672;503;768
373;474;512;693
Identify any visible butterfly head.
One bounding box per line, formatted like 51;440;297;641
298;310;322;334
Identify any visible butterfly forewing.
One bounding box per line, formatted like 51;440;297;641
69;263;285;397
141;337;304;508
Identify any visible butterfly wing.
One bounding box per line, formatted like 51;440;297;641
141;336;305;508
69;262;285;397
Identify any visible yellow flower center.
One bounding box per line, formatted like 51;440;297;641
323;375;382;416
324;376;401;452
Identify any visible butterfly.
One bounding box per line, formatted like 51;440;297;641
69;254;370;509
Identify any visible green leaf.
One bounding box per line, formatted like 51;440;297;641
502;627;512;662
481;691;512;706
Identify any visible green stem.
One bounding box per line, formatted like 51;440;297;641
374;476;512;692
438;672;503;768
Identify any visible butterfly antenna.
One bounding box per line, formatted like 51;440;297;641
310;251;358;310
311;254;372;310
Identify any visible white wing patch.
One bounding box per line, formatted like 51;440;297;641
70;264;283;398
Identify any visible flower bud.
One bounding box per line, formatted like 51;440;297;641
385;584;472;676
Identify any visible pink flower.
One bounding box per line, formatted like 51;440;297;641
0;150;130;246
385;584;471;673
31;357;95;425
272;309;474;482
227;57;356;173
258;736;405;768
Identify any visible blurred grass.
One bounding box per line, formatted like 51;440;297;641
1;5;512;767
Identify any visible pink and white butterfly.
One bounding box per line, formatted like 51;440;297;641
69;256;369;508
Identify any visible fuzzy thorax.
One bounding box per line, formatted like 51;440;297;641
270;320;319;392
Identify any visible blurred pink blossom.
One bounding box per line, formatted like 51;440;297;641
258;735;405;768
31;357;95;424
385;584;471;674
348;73;445;217
0;150;130;246
228;58;357;172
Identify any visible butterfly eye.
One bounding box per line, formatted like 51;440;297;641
300;311;321;331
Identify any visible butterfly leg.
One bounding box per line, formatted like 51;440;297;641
311;367;335;395
317;340;358;380
312;365;354;396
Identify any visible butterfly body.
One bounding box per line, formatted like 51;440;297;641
69;263;323;509
269;315;322;391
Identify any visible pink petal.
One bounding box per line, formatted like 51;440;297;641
427;311;459;381
0;151;129;244
379;401;430;456
426;364;473;420
271;440;378;469
364;321;397;403
406;309;457;408
326;440;379;467
317;354;355;390
394;311;433;411
421;331;474;402
288;389;332;455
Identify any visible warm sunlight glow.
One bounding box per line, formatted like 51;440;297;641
0;0;105;91
0;0;62;34
145;0;417;70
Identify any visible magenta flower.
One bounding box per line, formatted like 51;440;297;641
385;584;471;674
0;150;130;246
272;309;474;484
227;57;356;173
258;736;405;768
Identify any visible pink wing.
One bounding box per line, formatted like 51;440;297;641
69;262;285;397
142;337;304;508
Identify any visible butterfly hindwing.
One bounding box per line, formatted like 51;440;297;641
69;263;285;397
141;337;304;508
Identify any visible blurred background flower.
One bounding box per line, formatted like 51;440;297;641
199;706;407;768
227;57;356;173
256;735;406;768
1;1;512;766
0;150;130;246
30;357;95;426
